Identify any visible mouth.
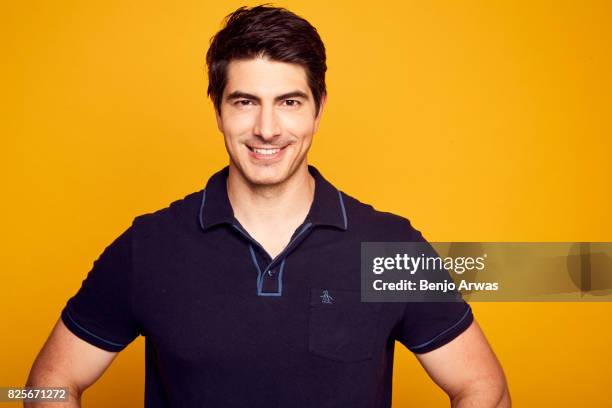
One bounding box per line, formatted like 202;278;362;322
245;144;289;161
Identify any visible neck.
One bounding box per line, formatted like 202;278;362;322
226;164;315;230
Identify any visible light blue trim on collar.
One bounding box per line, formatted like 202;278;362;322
198;188;206;230
248;244;262;278
337;190;348;229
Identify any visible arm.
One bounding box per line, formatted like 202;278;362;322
25;319;119;407
415;319;510;407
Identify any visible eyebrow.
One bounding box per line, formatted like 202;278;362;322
225;90;309;103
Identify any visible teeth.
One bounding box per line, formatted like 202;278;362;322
253;148;280;155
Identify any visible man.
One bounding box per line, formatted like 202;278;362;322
27;5;510;407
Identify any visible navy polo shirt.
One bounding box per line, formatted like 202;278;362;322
61;165;473;407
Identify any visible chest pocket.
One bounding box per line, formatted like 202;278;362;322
308;288;382;363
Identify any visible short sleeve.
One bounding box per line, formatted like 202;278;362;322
396;299;473;354
60;224;140;352
395;219;474;354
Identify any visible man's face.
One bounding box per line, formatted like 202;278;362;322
215;57;325;186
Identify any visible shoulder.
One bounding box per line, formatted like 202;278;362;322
339;190;425;242
131;189;204;236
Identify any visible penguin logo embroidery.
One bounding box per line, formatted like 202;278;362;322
320;290;334;304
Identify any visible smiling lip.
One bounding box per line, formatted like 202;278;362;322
246;144;289;161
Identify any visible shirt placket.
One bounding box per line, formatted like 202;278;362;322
232;222;313;296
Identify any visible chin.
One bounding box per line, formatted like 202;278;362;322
242;164;290;187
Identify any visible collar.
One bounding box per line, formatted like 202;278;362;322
198;165;348;232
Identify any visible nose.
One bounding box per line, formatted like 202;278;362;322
253;104;281;141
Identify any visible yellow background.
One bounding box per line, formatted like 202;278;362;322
2;0;611;406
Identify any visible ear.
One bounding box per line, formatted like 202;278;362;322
313;93;327;134
214;106;223;133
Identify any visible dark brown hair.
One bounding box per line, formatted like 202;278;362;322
206;5;327;116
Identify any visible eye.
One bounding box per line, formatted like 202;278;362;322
235;99;254;106
283;99;301;107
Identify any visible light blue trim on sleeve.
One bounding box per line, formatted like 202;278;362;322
64;308;128;348
408;306;472;351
